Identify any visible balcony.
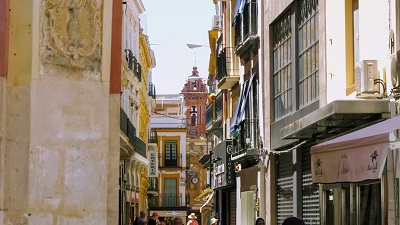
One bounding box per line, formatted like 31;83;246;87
231;118;259;166
158;154;184;169
216;47;239;90
148;193;185;207
234;0;259;57
120;108;136;148
124;49;141;82
134;137;146;158
148;177;159;192
148;129;158;144
205;91;223;134
148;82;156;99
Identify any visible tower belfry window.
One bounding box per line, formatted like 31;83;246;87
193;81;197;90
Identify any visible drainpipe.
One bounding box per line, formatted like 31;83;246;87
256;0;266;220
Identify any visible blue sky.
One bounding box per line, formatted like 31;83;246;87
143;1;216;94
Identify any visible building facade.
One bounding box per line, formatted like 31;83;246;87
0;0;123;224
149;94;190;224
262;0;400;225
208;0;400;225
181;67;209;222
119;1;157;224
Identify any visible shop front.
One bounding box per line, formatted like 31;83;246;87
311;115;400;225
212;140;236;225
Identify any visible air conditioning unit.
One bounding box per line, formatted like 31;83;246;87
212;15;220;30
355;60;382;98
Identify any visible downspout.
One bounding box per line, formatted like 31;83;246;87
256;0;266;220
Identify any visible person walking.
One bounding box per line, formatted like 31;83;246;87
256;218;265;225
174;217;183;225
211;218;218;225
187;213;198;225
282;217;305;225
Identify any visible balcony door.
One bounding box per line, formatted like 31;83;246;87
164;178;177;206
164;140;178;167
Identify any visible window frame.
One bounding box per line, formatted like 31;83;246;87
272;0;319;120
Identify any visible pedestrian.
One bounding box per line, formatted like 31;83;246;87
211;218;218;225
148;218;157;225
159;217;166;225
151;212;159;224
174;217;183;225
187;213;198;225
282;217;305;225
256;218;265;225
137;211;146;225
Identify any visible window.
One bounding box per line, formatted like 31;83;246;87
164;178;178;206
164;140;178;167
273;0;319;119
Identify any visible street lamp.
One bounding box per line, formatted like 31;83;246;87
187;44;209;49
186;43;209;66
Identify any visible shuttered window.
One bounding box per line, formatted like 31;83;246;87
276;152;294;224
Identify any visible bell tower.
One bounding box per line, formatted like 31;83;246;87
181;66;208;138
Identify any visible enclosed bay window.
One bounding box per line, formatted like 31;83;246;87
273;0;319;120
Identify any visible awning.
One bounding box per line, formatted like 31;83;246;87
208;29;218;76
230;74;254;133
149;210;187;218
310;115;400;184
232;0;245;26
200;191;214;213
195;188;213;201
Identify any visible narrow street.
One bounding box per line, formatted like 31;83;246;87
1;1;400;225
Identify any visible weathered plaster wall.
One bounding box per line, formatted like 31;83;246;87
2;0;119;224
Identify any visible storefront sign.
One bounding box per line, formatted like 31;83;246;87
213;140;235;189
311;134;388;183
148;152;158;177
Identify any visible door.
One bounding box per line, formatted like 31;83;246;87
164;178;177;206
164;140;178;167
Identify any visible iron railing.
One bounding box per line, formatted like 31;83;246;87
148;129;158;144
205;103;214;129
148;82;156;99
205;91;223;130
124;49;142;82
234;0;258;47
125;49;134;70
158;154;183;168
134;137;146;158
148;193;184;207
232;118;259;156
148;177;158;192
120;108;136;146
215;91;223;120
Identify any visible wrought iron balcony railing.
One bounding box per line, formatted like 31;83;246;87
205;91;223;130
134;137;146;158
125;49;134;71
148;129;158;144
120;108;136;146
205;102;214;129
148;193;184;207
232;118;259;156
148;82;156;99
234;0;258;48
158;154;183;168
148;177;158;192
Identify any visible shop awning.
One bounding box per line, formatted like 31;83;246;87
208;29;218;76
200;190;214;213
195;188;213;201
311;115;400;184
230;74;254;133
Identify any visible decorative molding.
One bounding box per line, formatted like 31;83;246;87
41;0;102;71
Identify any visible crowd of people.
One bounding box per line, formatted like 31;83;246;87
132;211;305;225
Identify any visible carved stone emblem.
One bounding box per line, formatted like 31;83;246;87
41;0;102;70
